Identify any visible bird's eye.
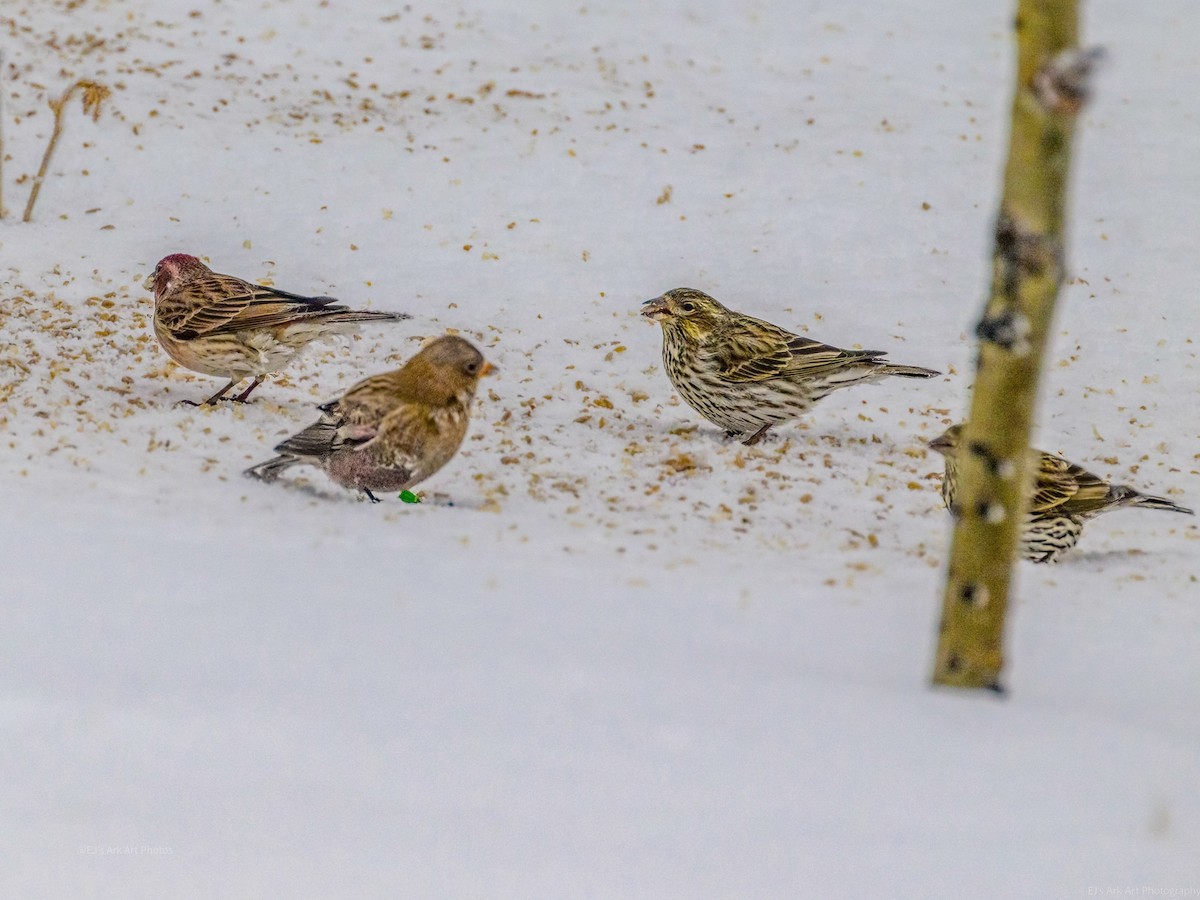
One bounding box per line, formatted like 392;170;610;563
464;361;479;375
679;301;697;313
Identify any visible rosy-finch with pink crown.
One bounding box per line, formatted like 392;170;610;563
929;423;1194;563
144;253;411;405
245;335;492;502
642;287;939;444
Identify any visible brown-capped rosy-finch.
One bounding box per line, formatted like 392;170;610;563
245;335;492;502
929;423;1194;563
144;253;411;405
641;287;939;444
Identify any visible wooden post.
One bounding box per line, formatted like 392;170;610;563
932;0;1100;690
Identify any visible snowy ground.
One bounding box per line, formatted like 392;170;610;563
2;0;1198;896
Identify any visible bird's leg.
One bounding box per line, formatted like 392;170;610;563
362;488;381;504
743;424;772;446
179;379;239;407
229;376;265;404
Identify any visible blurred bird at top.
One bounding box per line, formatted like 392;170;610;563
245;335;492;503
642;288;939;445
144;253;410;405
929;423;1194;563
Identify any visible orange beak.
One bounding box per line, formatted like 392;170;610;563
480;361;497;377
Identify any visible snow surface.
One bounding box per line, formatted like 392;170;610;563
2;0;1198;896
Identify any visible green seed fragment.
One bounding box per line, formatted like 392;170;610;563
399;490;421;504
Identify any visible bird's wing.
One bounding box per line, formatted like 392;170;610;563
319;371;403;422
273;418;340;459
274;414;375;460
712;317;885;383
353;404;431;475
1028;453;1082;512
332;422;380;452
160;273;343;339
1053;458;1119;515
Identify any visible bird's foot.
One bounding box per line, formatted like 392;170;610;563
230;378;264;404
743;424;772;446
176;398;222;408
183;379;240;407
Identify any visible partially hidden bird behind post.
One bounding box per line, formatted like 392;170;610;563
929;423;1193;562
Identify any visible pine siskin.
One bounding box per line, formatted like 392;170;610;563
641;287;939;444
245;335;492;502
145;253;411;405
929;423;1194;563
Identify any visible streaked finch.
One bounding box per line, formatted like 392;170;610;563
245;335;492;502
929;423;1194;563
145;253;411;405
642;287;939;444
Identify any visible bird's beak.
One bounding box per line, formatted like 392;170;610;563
480;361;497;377
142;272;156;291
641;297;669;321
928;433;951;453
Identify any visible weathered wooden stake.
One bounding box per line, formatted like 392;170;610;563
933;0;1101;690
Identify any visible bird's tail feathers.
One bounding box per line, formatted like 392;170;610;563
319;309;411;325
1114;485;1194;515
245;455;299;483
876;362;940;379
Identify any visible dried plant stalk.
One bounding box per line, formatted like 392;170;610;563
21;79;111;223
